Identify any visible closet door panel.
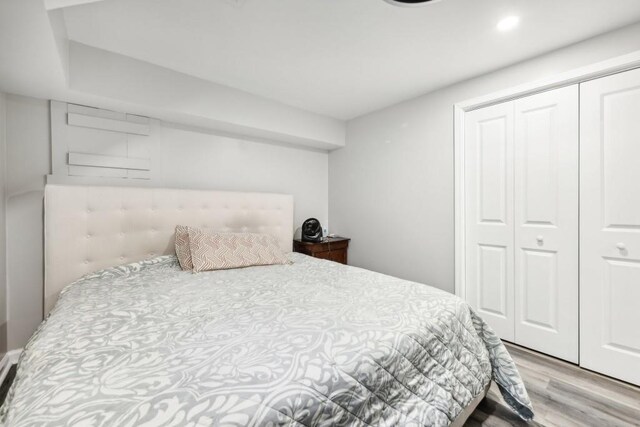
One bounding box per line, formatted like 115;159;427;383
581;68;640;386
465;102;515;341
514;85;579;362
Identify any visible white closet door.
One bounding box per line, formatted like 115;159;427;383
581;68;640;386
514;86;579;363
465;102;515;341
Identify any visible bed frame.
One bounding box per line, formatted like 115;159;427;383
44;184;294;314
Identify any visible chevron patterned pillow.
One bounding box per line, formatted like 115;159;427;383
175;225;194;270
188;228;291;272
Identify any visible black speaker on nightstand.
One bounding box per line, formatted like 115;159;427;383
301;218;323;242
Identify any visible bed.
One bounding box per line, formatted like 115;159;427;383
0;185;533;426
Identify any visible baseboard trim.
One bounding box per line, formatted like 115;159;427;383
0;349;22;386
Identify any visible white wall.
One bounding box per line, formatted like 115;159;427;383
5;95;328;350
0;93;7;354
152;124;328;228
67;42;346;150
5;95;51;350
329;22;640;293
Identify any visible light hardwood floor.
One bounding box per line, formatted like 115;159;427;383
467;343;640;426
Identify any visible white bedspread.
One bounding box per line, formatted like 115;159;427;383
1;253;533;426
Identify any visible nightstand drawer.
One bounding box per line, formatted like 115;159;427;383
293;237;350;265
314;250;347;265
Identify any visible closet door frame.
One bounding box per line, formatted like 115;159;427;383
454;50;640;301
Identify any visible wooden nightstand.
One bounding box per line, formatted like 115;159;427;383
293;237;350;265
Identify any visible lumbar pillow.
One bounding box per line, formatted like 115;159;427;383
188;228;290;272
174;225;194;270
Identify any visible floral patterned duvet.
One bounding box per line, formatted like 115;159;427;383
1;253;533;426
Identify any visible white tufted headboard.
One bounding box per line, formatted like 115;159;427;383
44;184;294;314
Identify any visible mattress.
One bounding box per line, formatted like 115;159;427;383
0;253;533;426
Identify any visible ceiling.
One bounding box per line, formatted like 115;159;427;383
57;0;640;119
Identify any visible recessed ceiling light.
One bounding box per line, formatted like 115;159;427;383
383;0;442;7
497;15;520;32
